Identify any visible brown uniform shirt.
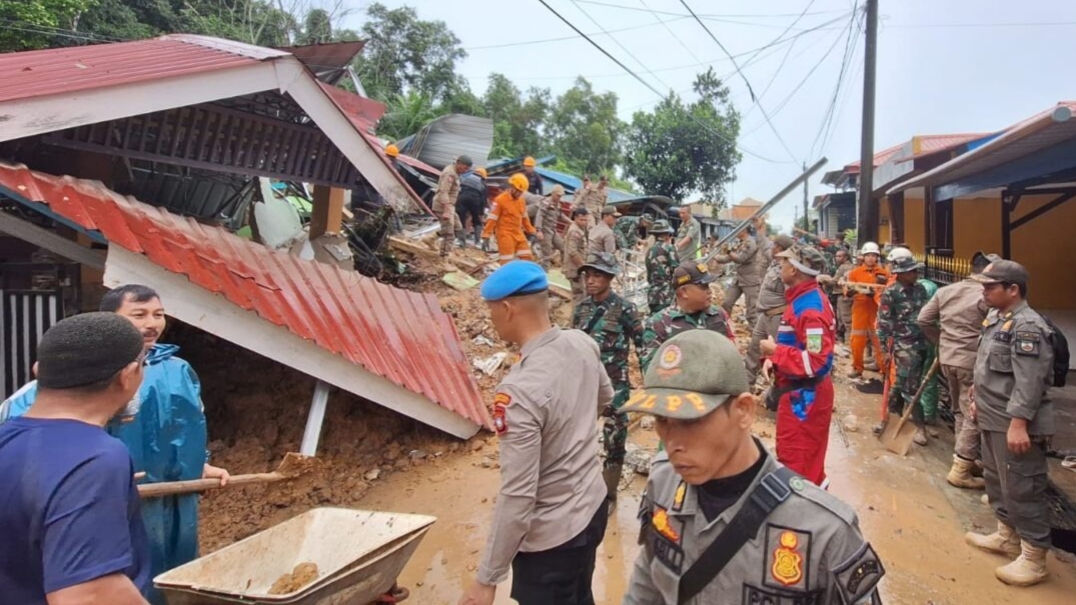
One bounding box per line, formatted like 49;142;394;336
432;164;460;217
588;221;617;257
564;223;588;279
916;278;988;370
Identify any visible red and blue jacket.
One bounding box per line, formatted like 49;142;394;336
770;279;836;419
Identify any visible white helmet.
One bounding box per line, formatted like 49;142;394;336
886;246;913;262
860;241;880;255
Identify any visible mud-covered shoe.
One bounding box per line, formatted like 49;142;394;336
965;521;1021;558
913;427;928;446
848;370;863;379
995;541;1048;587
947;455;986;489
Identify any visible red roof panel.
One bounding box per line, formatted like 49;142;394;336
0;162;490;429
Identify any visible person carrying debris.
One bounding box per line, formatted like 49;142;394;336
846;241;889;378
965;260;1055;587
456;166;487;248
621;330;884;605
613;213;651;251
0;285;229;605
572;252;645;511
522;156;543;195
0;313;153;605
674;206;701;264
574;174;609;227
917;252;994;490
639;262;736;372
744;234;794;388
434;155;471;257
758;245;836;487
532;184;566;270
462;261;610;605
644;219;678;315
871;255;934;446
587;205;619;257
711;228;762;326
563;207;590;304
482;173;537;265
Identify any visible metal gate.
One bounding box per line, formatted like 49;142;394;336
0;290;62;398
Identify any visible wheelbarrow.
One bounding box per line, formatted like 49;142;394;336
154;508;435;605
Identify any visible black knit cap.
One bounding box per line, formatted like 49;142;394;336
36;312;144;389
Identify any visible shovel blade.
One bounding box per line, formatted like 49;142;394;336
884;417;920;456
878;412;904;445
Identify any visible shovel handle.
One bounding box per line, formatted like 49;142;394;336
138;472;284;498
893;358;941;430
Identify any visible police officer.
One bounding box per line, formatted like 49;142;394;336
461;261;611;605
434;155;471;257
965;260;1054;587
711;228;761;326
674;206;701;264
572;252;645;509
564;208;590;305
588;205;619;257
645;220;679;315
621;330;885;604
640;262;736;372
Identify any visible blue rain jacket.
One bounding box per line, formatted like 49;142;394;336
1;344;207;605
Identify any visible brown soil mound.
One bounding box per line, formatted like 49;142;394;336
268;561;319;595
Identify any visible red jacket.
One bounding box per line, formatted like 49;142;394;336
771;280;836;387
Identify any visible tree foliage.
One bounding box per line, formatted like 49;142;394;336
0;0;98;50
377;91;446;142
623;68;742;203
547;77;623;177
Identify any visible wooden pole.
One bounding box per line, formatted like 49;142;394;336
309;185;346;240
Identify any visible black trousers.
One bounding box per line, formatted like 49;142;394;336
509;502;609;605
456;193;485;232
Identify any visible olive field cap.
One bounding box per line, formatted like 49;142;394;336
673;262;716;287
971;259;1029;287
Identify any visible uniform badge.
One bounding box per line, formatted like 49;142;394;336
1015;331;1041;357
672;481;686;512
492;393;512;435
771;531;804;586
696;263;708;273
765;525;810;591
805;327;824;354
1002;320;1013;333
659;344;682;370
651;507;680;542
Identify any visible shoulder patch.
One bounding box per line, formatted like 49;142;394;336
832;542;885;604
765;524;811;591
492;392;512;435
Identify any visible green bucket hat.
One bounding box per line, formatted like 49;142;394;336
580;252;620;277
622;330;748;419
649;219;674;234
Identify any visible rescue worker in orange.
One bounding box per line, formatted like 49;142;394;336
483;173;537;265
846;242;889;378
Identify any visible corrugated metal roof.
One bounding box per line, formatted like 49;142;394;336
281;41;366;78
0;161;490;429
891;102;1076;194
397;114;494;170
0;35;283;104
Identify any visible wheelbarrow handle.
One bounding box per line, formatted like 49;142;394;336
138;472;285;498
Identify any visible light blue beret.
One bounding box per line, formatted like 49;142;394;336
480;261;548;301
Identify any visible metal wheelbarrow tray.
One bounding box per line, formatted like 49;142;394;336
154;507;435;605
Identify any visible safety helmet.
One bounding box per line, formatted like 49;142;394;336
509;173;529;192
475;167;488;179
384;144;399;158
886;246;913;263
890;256;922;274
860;241;880;255
523;156;536;167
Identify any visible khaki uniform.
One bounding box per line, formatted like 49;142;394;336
675;217;701;264
624;445;884;604
532;194;564;270
575;185;608;227
432;165;460;256
833;261;854;342
564;223;588;304
713;237;761;325
588;221;617;257
478;327;612;585
745;260;786;384
973;302;1055;548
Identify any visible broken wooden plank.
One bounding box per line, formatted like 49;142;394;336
389;236;439;258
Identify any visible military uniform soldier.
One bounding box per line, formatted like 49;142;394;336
873;256;934;445
965;260;1055;588
563;208;589;305
645;220;679;315
745;234;794;386
461;261;611;605
674;206;701;264
614;215;652;252
621;330;885;605
533;185;566;270
712;229;762;326
640;262;735;372
434;155;472;257
572;252;645;508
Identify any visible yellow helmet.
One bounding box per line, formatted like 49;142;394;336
523;156;536;167
476;167;488;178
385;144;399;158
509;173;530;192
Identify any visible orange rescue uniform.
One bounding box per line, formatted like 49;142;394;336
483;190;536;264
846;264;889;372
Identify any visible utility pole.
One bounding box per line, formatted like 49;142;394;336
857;0;878;241
802;161;809;232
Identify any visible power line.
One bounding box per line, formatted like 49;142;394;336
573;0;844;29
568;0;673;92
637;0;702;64
463;15;692;50
811;5;861;159
534;0;792;164
740;0;817;119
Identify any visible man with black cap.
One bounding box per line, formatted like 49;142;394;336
621;330;884;604
434;155;472;257
587;205;619;257
965;259;1056;587
0;313;152;605
572;252;645;509
461;261;611;605
640;262;736;372
745;234;794;387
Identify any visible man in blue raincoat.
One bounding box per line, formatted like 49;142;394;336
1;284;229;604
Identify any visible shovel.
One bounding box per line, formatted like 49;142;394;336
879;358;940;456
137;452;313;499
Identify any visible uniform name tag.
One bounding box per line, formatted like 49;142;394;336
652;533;684;574
742;584;823;605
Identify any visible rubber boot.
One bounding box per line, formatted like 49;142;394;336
603;464;623;513
473;226;482;248
455;230;468;249
995;541;1049;587
965;520;1021;558
947;455;986;489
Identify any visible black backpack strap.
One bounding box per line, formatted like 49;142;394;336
677;466;797;604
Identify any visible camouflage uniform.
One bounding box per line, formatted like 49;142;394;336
876;274;934;422
432;164;460;256
572;290;644;469
613;216;643;251
640;305;735;373
645;241;678;315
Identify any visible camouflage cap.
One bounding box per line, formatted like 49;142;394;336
649;219;674;234
623;330;748;419
673;261;717;287
776;244;825;276
580;252;620;276
890;255;922;274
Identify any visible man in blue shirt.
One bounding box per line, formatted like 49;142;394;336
0;312;152;604
1;285;229;605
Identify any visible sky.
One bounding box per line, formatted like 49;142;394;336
340;0;1076;232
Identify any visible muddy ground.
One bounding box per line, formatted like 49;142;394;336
175;246;1076;604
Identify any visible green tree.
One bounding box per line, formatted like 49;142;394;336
298;7;332;45
377;90;446;142
546;77;623;176
0;0;98;51
623;69;741;202
352;2;466;103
